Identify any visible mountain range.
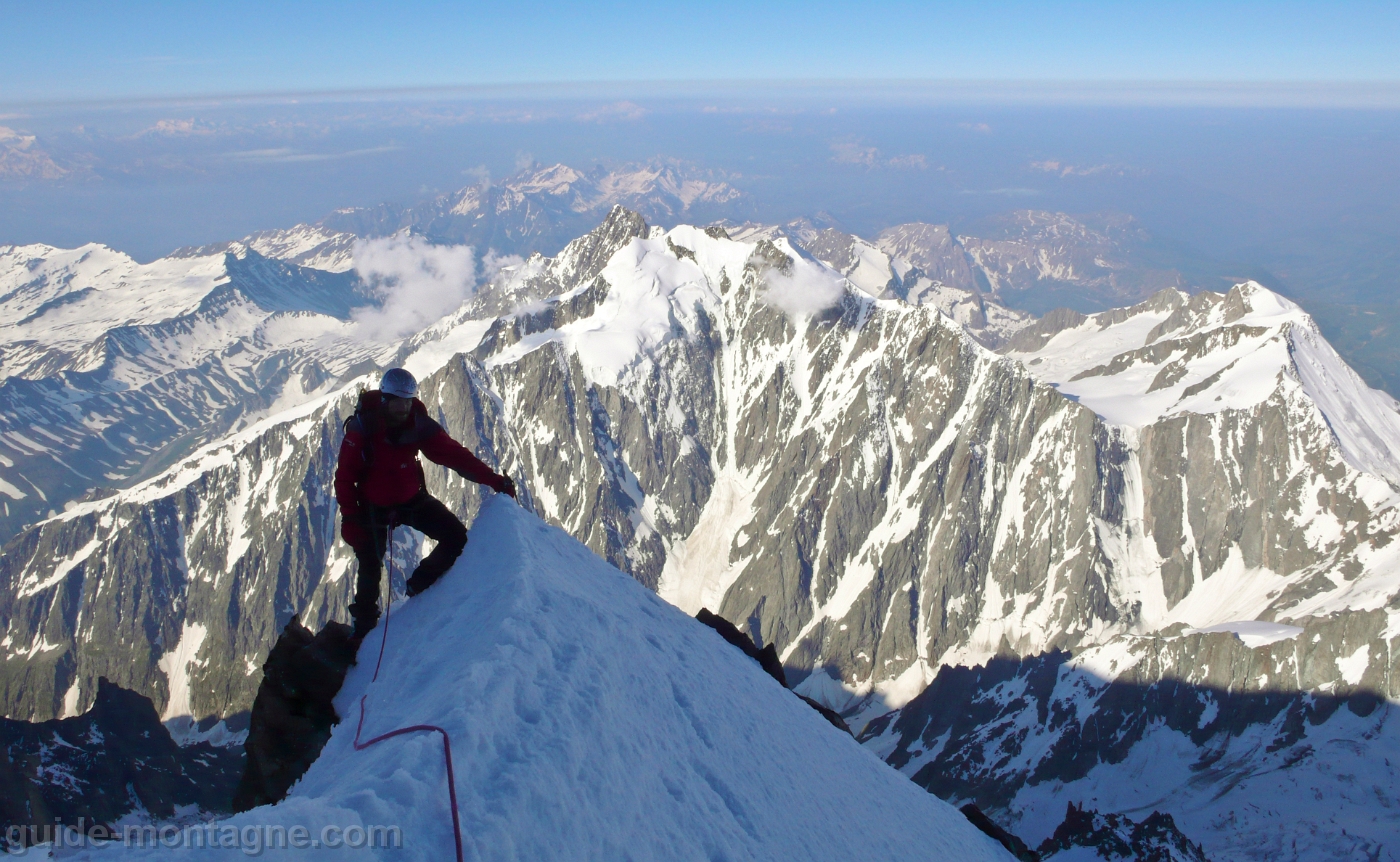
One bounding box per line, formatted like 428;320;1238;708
2;198;1398;859
0;162;1223;548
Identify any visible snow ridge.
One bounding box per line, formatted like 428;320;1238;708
73;498;1013;861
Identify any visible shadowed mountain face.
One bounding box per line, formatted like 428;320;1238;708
1;208;1398;859
859;609;1398;860
0;677;242;849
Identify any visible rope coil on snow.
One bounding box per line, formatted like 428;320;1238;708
353;696;464;862
356;521;465;862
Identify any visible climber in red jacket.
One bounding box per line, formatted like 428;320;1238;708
334;368;516;640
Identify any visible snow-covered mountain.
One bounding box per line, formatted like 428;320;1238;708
215;160;744;274
3;208;1398;859
774;221;1036;345
1004;282;1400;487
731;210;1198;330
0;242;382;543
65;497;1014;862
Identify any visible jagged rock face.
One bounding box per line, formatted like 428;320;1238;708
0;397;350;722
875;223;981;294
1038;803;1209;862
0;677;241;846
0;243;379;543
958;210;1188;313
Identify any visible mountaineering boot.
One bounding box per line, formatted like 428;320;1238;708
404;571;438;598
349;605;380;644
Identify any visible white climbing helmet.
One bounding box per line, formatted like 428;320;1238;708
379;368;418;399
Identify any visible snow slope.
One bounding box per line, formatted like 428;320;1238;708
69;497;1011;861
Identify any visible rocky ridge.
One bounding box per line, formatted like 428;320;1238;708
1037;803;1209;861
731;210;1201;342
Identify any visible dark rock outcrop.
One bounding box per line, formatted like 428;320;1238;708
232;617;357;812
1038;802;1209;861
0;677;241;850
794;695;853;735
695;608;851;735
959;804;1039;862
696;608;787;686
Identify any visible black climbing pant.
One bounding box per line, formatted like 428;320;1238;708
348;490;468;631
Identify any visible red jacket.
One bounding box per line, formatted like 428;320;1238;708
334;391;503;520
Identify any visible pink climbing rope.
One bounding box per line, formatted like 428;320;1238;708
353;695;464;862
356;517;465;862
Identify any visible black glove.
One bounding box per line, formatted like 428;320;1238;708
497;475;517;499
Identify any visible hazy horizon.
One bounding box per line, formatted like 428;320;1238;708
4;0;1399;394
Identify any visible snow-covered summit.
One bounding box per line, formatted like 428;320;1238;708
70;497;1013;861
1005;281;1400;487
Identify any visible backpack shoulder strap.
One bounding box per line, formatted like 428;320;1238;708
343;391;379;467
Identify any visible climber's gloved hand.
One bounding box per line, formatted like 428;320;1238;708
341;516;369;550
497;475;517;499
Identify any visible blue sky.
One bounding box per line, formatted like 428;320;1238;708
4;1;1400;102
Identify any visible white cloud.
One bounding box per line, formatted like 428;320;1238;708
831;141;880;166
958;187;1041;196
759;256;847;321
138;118;219;137
831;141;928;169
577;101;646;122
351;234;478;340
223;145;401;163
1029;159;1144;178
481;250;524;282
886;153;928;170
